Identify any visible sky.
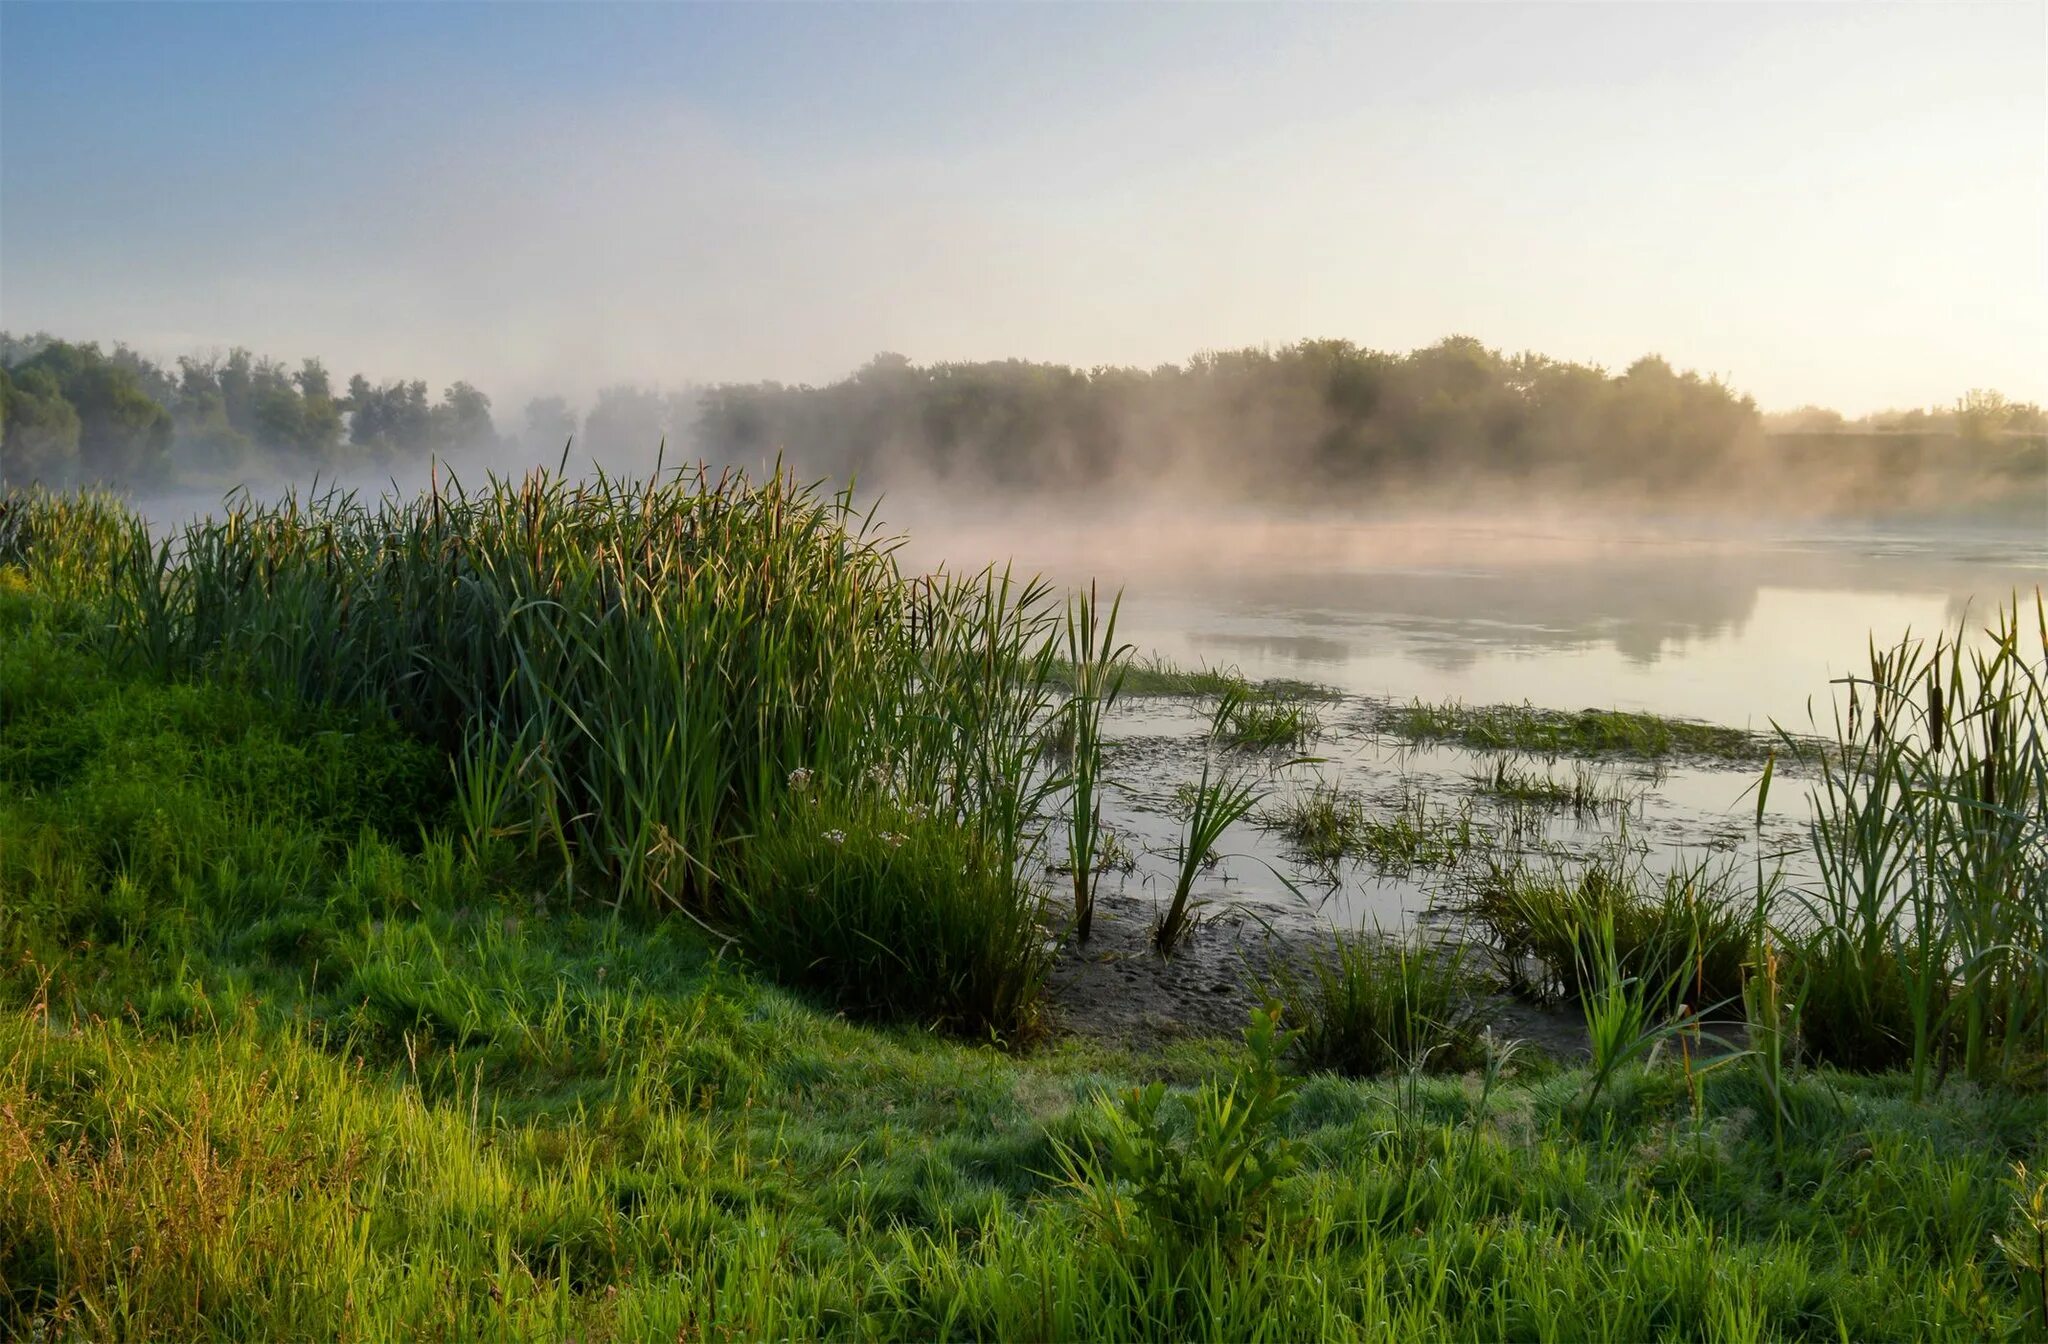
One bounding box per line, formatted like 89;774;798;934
1;1;2043;416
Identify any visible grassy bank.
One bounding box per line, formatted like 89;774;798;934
3;478;2046;1339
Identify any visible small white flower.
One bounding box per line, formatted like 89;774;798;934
787;767;814;793
879;831;906;848
822;828;847;846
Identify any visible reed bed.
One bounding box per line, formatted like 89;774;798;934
8;470;1068;1038
1781;595;2048;1092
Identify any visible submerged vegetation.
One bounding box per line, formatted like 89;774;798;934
2;477;2045;1337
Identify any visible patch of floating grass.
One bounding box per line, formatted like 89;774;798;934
1385;698;1768;762
1469;757;1643;819
1257;782;1478;876
1046;654;1334;701
1211;685;1322;750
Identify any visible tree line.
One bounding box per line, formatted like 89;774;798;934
694;338;1772;502
5;330;2040;516
0;333;497;488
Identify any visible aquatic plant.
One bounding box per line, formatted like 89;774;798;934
1210;684;1321;750
1256;781;1479;875
1782;594;2048;1093
1155;759;1267;956
1062;582;1132;942
1387;698;1770;763
1470;756;1642;819
1460;852;1749;1011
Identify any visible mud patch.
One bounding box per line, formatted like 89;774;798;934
1044;889;1590;1062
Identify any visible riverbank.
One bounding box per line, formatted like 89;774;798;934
3;589;2042;1338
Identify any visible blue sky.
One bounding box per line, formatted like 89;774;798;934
2;2;2042;414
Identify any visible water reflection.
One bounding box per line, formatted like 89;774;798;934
897;506;2045;728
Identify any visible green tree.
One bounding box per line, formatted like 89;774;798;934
0;365;83;486
14;341;172;483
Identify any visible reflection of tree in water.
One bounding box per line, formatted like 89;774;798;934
1168;537;2038;671
1188;560;1757;670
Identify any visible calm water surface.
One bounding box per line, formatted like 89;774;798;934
903;508;2047;932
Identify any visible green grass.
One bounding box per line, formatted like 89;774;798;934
1386;698;1770;763
1264;930;1486;1078
5;490;2048;1339
1457;854;1752;1013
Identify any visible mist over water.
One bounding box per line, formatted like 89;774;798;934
878;494;2046;731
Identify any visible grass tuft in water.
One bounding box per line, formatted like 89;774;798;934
1460;853;1750;1012
1470;756;1644;819
1210;685;1322;750
1257;782;1479;876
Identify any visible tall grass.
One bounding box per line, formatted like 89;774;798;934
1062;582;1131;941
1155;759;1266;955
1263;929;1484;1077
1784;594;2048;1092
1460;852;1749;1012
7;469;1069;1036
0;487;138;605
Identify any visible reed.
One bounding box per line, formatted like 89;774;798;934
5;470;1071;1034
1782;593;2048;1093
1062;582;1131;942
1154;759;1266;955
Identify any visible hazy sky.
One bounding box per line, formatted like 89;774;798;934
2;2;2042;414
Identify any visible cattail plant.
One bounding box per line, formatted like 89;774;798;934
1061;582;1131;942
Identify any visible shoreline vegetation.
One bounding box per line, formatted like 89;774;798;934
2;472;2045;1339
5;329;2044;525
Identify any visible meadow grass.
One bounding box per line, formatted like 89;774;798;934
5;486;2048;1338
1386;698;1770;763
